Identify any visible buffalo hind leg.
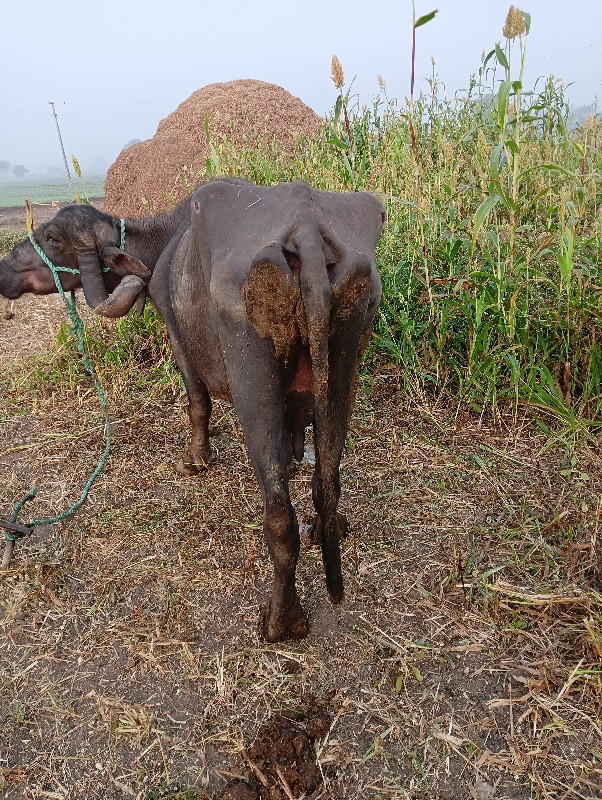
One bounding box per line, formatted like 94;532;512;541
260;476;309;642
217;321;308;641
310;507;349;547
169;337;213;474
311;463;345;603
311;268;373;603
177;389;213;474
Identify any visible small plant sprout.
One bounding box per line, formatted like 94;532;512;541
409;4;439;163
71;154;91;204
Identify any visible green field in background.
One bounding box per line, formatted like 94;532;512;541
0;176;105;208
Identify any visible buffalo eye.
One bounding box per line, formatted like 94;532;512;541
46;235;61;247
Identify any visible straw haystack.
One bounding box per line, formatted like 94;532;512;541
104;80;321;217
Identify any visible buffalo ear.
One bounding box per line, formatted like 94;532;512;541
100;245;151;280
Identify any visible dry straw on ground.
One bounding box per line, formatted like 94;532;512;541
1;294;601;799
103;80;321;218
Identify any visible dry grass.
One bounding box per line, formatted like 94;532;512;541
1;298;601;800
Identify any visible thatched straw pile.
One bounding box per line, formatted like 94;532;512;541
104;80;321;217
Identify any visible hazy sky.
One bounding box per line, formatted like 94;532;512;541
2;1;600;175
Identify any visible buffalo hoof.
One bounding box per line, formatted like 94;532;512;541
176;458;201;475
262;599;309;642
175;449;213;475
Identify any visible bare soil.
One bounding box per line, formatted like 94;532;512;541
0;204;60;230
0;200;103;231
0;253;601;799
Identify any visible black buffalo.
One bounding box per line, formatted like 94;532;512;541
0;180;383;641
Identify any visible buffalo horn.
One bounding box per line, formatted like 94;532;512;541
76;246;109;309
93;275;147;318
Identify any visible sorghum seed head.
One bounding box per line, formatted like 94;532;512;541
503;5;526;39
331;55;344;90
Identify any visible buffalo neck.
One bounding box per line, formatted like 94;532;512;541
118;200;190;268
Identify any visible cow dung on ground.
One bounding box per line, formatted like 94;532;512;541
104;79;322;218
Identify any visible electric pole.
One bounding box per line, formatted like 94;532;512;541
49;101;72;186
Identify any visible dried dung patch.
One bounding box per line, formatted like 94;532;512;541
222;706;332;799
242;260;302;360
104;80;321;218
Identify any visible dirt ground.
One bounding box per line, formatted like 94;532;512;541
0;224;601;799
0;202;102;230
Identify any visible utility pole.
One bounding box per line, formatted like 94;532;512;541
49;101;72;186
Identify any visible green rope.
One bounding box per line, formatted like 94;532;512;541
3;222;126;547
4;489;37;541
27;233;80;274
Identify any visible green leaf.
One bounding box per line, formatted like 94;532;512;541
468;453;488;470
411;664;424;682
326;135;349;151
495;44;509;70
497;80;512;129
414;9;438;28
489;144;505;181
469;194;500;259
503;351;520;384
523;11;531;33
493;182;518;214
256;154;273;183
538;163;574;177
474;194;501;234
505;139;519;155
557;228;574;288
333;94;343;127
572;141;585;157
460;124;482;142
482;49;496;71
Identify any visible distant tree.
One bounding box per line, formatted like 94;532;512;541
12;165;29;178
0;160;10;175
571;103;597;127
122;139;141;151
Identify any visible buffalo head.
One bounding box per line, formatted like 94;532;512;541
0;205;150;317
